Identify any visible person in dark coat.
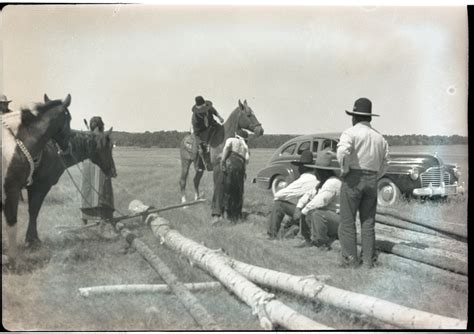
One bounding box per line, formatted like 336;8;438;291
191;96;224;169
220;130;250;222
0;94;13;114
80;116;115;223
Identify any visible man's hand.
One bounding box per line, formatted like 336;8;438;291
220;161;227;172
293;207;302;221
218;115;224;123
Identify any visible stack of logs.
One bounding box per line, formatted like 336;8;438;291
79;200;467;330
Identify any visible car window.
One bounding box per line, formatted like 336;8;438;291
280;143;296;156
322;139;338;152
312;141;319;153
297;141;310;154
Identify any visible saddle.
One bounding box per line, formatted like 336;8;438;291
183;134;213;171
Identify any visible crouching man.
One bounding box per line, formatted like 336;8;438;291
266;150;318;240
294;148;341;249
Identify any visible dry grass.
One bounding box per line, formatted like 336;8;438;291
2;147;468;330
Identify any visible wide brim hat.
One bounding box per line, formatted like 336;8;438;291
0;94;11;104
195;96;206;107
345;97;379;117
291;149;314;166
304;148;339;170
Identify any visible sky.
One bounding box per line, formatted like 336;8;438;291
0;4;468;136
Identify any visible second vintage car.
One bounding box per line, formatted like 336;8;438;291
252;133;464;206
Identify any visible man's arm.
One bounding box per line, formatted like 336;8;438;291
221;139;232;170
337;132;352;177
301;179;339;215
378;139;390;179
210;105;224;123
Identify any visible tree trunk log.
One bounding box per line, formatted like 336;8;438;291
376;207;467;240
147;214;332;330
79;282;222;297
375;214;465;242
375;224;467;255
229;259;467;329
115;222;221;330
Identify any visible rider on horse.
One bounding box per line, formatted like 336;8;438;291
191;96;224;170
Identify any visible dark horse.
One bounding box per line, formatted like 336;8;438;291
179;100;263;216
2;94;72;263
25;129;117;248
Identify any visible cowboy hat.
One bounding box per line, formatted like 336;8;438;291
291;149;315;166
304;148;338;170
195;96;206;107
0;94;12;104
345;97;379;117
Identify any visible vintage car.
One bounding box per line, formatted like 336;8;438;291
252;133;464;206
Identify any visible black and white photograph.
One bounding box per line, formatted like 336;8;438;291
1;2;469;330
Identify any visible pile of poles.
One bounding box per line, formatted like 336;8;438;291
77;200;467;330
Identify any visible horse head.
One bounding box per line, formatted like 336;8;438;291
90;127;117;178
42;94;72;151
237;99;264;136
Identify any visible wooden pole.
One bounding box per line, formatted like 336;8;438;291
375;224;468;256
147;214;332;330
115;222;220;330
376;207;467;240
228;259;467;329
375;214;465;242
79;282;222;297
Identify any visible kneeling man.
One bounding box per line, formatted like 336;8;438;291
294;148;341;249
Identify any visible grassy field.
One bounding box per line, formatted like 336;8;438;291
2;147;468;330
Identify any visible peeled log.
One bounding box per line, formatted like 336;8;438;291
229;259;467;329
366;234;468;275
375;214;465;242
147;214;332;330
79;282;222;297
375;224;467;256
376;207;467;240
116;223;220;330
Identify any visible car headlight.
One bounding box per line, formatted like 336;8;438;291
453;165;461;178
409;167;419;181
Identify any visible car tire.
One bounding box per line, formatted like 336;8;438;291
271;175;289;196
377;177;400;206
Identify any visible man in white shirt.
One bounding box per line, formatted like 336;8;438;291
294;148;341;249
266;150;318;240
221;130;250;222
336;98;390;268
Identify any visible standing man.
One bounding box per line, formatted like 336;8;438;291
266;150;318;240
191;96;224;170
0;94;13;113
336;98;389;268
80;116;115;225
221;130;250;222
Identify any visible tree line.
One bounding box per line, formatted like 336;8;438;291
111;131;467;148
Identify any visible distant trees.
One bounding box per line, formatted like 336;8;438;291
111;131;468;148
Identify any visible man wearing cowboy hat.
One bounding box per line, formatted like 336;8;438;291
293;148;342;250
336;97;390;268
266;149;319;240
1;94;13;113
191;96;224;170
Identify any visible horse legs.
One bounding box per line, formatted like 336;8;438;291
25;184;51;248
193;167;205;200
179;158;192;203
3;187;21;262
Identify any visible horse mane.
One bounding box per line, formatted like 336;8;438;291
224;106;241;134
20;100;63;127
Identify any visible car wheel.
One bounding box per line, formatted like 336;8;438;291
271;175;289;196
377;178;400;206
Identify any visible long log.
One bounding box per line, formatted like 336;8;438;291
368;235;468;275
375;214;465;242
79;282;222;297
147;214;332;330
376;207;467;240
115;222;220;330
375;224;468;256
228;259;467;329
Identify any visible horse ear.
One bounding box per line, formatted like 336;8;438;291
238;99;244;109
244;99;247;105
108;127;113;134
44;94;51;103
83;119;89;129
63;94;71;107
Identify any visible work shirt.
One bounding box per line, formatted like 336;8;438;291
222;137;250;163
336;121;390;179
274;172;318;205
192;101;219;134
297;176;342;215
